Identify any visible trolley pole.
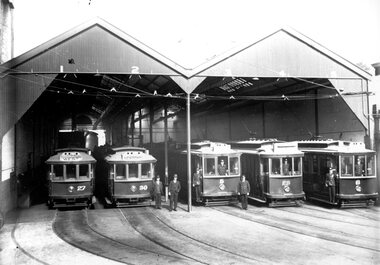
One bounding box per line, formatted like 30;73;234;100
187;93;192;212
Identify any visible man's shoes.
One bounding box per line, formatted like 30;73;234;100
174;208;177;211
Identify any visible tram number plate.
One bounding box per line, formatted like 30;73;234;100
139;185;148;191
77;186;86;191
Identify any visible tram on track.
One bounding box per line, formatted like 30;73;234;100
104;146;156;207
46;148;96;208
172;141;242;206
230;139;305;207
297;139;378;207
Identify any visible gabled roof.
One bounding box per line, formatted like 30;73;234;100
189;27;372;80
1;18;371;81
0;17;188;77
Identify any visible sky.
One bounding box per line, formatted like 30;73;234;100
11;0;380;103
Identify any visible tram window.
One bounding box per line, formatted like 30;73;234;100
262;158;269;175
116;164;126;179
312;155;318;174
283;157;292;175
366;155;375;176
341;156;353;176
293;157;302;175
354;155;365;176
52;165;64;179
217;156;228;175
128;164;138;179
66;164;76;179
205;158;215;176
229;157;239;175
271;158;281;175
141;163;150;179
303;156;310;174
79;164;89;179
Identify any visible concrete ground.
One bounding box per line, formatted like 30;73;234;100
0;200;379;265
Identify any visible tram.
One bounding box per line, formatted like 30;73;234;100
172;141;242;206
230;139;305;207
46;148;96;208
297;139;378;207
104;146;156;207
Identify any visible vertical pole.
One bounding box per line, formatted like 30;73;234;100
149;101;154;149
314;90;319;137
139;109;142;146
187;93;192;212
373;105;380;206
131;112;135;147
164;105;169;202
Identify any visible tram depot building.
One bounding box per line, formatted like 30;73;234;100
0;17;379;215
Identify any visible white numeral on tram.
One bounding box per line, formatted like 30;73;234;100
139;185;148;191
77;186;86;191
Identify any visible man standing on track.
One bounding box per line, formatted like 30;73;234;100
237;175;250;210
168;174;181;211
151;175;163;209
193;168;202;203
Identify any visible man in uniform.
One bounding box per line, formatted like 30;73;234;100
169;174;181;211
217;159;227;175
151;175;163;209
193;168;202;203
237;174;250;210
325;167;337;203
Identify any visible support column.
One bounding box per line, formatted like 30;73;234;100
314;90;319;137
139;109;142;146
131;112;135;147
164;105;169;202
150;101;154;149
187;93;192;212
373;105;380;206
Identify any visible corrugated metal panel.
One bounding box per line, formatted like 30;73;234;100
195;30;362;79
0;76;16;138
0;74;56;138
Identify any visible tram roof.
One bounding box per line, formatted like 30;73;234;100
105;146;157;163
231;140;303;156
46;148;96;164
177;141;241;155
297;140;375;154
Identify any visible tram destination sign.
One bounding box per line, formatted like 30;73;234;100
60;152;83;161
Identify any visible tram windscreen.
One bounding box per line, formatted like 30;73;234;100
229;157;239;175
293;157;302;175
129;164;138;178
141;163;151;179
66;164;76;179
271;158;281;175
79;164;89;179
205;158;215;176
354;155;365;176
217;156;228;175
341;156;353;176
116;164;126;179
283;158;292;175
53;165;64;179
367;155;375;176
262;158;269;174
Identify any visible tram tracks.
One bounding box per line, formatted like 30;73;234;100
10;215;51;265
53;209;187;265
119;207;265;265
212;206;380;253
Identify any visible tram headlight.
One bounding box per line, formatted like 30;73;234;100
68;186;74;193
355;185;362;193
130;185;137;192
283;185;290;193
